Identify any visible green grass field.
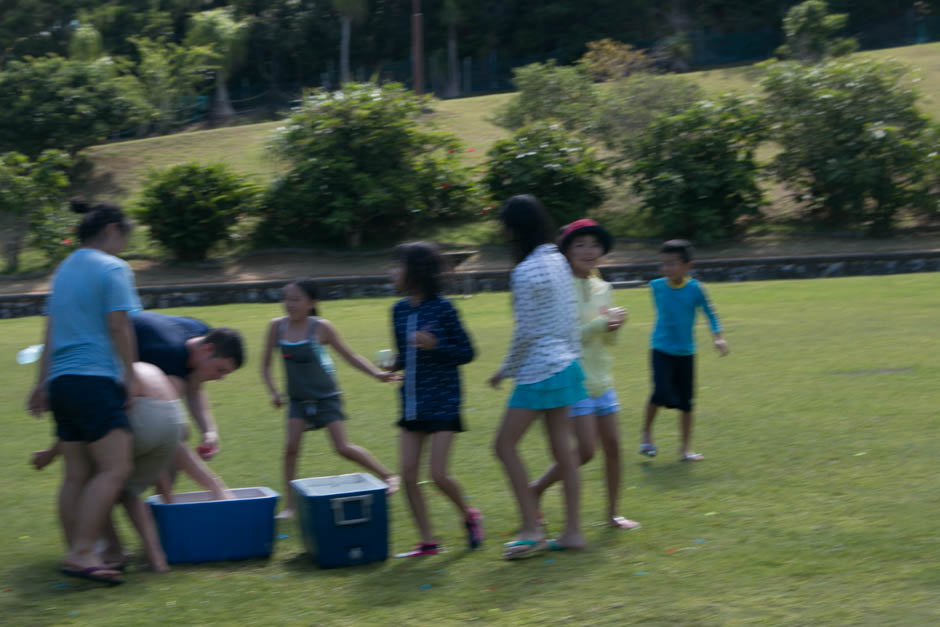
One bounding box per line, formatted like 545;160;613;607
1;273;938;625
81;43;940;208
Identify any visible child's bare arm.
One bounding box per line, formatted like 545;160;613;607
318;318;399;382
260;319;283;407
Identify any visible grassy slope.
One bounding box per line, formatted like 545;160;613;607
82;43;940;208
1;274;938;625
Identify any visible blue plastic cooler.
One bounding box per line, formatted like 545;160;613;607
291;473;388;568
147;487;279;564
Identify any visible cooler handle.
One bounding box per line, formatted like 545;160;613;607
331;494;373;526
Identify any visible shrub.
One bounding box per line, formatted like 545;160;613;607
492;60;597;132
256;83;479;248
590;73;704;152
578;39;652;82
483;122;608;227
0;150;72;272
629;95;767;243
775;0;857;62
138;162;257;261
762;59;930;234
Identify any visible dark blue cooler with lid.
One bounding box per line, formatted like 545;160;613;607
291;473;388;568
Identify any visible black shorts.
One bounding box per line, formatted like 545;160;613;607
49;375;130;442
649;350;694;412
396;417;464;433
288;395;345;431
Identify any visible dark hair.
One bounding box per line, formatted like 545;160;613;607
201;327;245;369
70;198;132;243
395;241;446;298
659;239;695;263
498;194;554;264
286;278;320;316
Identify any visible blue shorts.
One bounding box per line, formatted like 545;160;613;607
49;375;130;442
569;389;620;418
508;360;587;410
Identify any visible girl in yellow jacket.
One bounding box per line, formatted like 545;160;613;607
530;219;640;531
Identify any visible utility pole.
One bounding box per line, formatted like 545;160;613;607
411;0;424;94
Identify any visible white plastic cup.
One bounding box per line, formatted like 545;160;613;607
374;349;395;370
17;344;44;365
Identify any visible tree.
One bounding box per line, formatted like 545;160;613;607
185;8;250;122
258;83;478;247
762;59;930;233
0;150;71;273
332;0;367;85
589;73;703;152
493;60;597;132
483;122;608;227
775;0;857;62
0;55;149;158
629;95;767;242
441;0;461;98
131;36;215;133
68;22;104;61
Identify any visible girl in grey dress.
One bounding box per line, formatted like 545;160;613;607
261;279;401;519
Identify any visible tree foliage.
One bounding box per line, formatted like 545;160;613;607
257;83;479;247
590;73;704;151
629;96;767;242
0;55;149;158
775;0;857;62
483;122;608;227
578;38;652;82
138;162;257;261
762;59;931;233
0;150;72;272
493;60;597;132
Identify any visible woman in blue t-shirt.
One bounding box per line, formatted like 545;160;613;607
27;200;141;585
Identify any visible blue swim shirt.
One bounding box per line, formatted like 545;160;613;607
46;248;141;382
649;277;721;356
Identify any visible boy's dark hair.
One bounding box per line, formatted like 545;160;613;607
287;278;320;316
395;241;446;298
498;194;554;264
70;198;133;243
202;327;245;369
659;239;695;263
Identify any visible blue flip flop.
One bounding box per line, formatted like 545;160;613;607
639;443;658;457
502;539;547;560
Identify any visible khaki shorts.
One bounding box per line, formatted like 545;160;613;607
124;398;186;496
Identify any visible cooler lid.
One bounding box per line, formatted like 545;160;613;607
291;473;387;497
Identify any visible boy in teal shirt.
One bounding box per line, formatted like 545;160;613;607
640;240;729;461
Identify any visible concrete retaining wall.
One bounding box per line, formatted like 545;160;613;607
2;250;937;319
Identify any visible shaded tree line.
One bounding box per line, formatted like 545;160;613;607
2;1;937;94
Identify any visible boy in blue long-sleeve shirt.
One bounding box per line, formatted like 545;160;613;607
640;240;729;462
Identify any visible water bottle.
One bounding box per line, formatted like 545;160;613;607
16;344;44;365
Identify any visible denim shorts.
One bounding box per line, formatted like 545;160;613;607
569;388;620;418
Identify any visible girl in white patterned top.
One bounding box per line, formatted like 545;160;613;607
489;195;588;559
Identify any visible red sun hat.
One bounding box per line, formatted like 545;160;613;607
558;218;612;255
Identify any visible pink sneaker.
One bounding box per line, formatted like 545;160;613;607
394;542;441;558
465;507;485;549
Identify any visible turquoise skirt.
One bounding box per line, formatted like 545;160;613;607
508;360;587;410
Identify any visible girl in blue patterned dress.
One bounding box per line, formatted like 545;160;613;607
389;242;483;556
